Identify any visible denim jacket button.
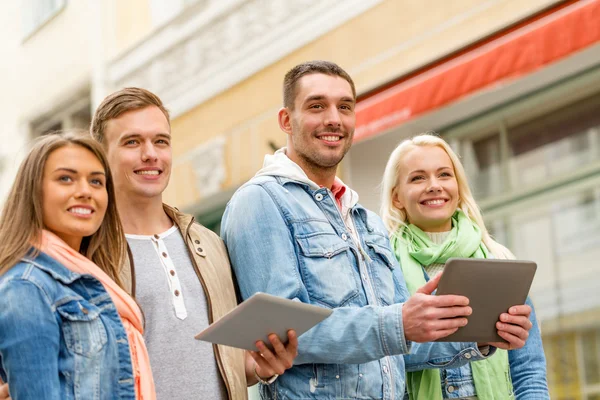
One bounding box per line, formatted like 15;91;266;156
341;233;348;241
464;352;472;359
315;193;323;201
447;385;455;393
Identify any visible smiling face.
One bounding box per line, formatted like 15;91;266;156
279;73;355;176
103;106;171;201
42;145;108;250
393;145;460;232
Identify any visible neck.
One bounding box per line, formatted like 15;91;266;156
289;154;337;188
117;194;172;235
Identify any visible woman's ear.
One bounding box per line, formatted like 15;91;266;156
392;187;404;211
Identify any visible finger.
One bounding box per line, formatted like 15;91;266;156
496;330;526;350
429;317;469;332
286;330;299;357
430;294;470;307
0;383;8;398
499;313;532;330
430;328;460;341
508;305;531;317
497;321;530;341
249;350;275;378
256;340;285;375
429;306;472;320
268;334;293;369
416;272;442;295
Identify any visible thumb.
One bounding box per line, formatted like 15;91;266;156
416;272;442;295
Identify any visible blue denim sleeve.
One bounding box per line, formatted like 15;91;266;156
0;279;61;399
403;341;494;371
508;297;550;399
221;184;410;365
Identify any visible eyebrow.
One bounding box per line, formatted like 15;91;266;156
120;132;171;141
304;95;356;104
408;167;453;174
53;168;106;176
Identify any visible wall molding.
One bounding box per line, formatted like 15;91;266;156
107;0;384;118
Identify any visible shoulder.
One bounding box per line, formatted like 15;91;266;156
0;261;57;311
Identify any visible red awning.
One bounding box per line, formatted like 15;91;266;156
355;0;600;142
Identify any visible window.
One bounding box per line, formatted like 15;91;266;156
507;94;600;188
21;0;66;39
458;132;503;200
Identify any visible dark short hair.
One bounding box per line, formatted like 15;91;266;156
91;87;170;145
283;60;356;109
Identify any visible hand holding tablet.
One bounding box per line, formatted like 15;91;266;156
435;258;537;343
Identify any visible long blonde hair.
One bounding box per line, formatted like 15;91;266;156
0;132;126;287
380;133;513;259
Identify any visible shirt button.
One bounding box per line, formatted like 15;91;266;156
359;373;363;378
362;273;367;281
335;375;340;379
464;352;472;359
194;239;200;244
341;233;348;240
170;270;176;276
153;234;160;239
315;193;323;201
383;365;389;374
81;307;89;315
162;252;167;258
174;290;180;296
197;247;203;252
447;385;455;393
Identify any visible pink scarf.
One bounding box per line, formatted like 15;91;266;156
39;230;155;400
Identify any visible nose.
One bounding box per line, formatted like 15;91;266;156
427;177;442;193
141;142;158;162
75;180;92;199
324;107;342;129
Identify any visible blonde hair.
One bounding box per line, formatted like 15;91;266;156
380;133;513;259
0;131;127;287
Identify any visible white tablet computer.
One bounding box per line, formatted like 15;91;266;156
435;258;537;343
195;292;333;351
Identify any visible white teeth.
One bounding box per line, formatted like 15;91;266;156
321;136;340;142
69;207;92;215
136;170;159;175
424;199;445;206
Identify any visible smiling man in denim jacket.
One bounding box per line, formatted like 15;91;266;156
221;61;534;400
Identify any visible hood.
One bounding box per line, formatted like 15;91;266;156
255;148;360;210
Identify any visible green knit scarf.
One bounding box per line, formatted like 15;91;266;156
390;210;513;400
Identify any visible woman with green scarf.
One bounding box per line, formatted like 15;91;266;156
381;134;549;399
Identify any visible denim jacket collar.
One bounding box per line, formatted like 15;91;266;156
22;250;82;285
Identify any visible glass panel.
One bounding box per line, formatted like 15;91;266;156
552;187;600;314
22;0;66;37
507;93;600;188
459;132;503;200
545;333;582;399
582;330;600;386
510;212;557;322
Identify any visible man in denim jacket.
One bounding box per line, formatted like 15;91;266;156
221;61;533;399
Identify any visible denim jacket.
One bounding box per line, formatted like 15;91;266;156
221;150;492;400
0;252;136;400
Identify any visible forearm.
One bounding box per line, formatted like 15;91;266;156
509;297;550;398
294;303;409;365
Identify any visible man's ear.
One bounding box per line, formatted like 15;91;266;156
278;107;293;135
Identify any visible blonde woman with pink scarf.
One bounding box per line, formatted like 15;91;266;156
0;132;154;399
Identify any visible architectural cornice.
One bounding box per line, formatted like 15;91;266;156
108;0;384;118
